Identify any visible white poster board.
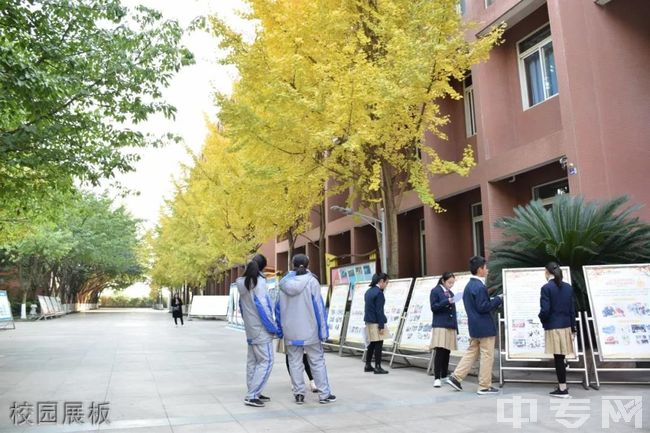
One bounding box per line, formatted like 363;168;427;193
326;284;349;343
0;290;13;321
320;285;329;309
584;264;650;361
38;296;50;316
266;276;280;306
503;267;576;360
45;296;55;314
450;273;472;356
345;278;412;347
189;295;229;317
399;276;439;351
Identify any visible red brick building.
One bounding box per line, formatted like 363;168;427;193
209;0;650;294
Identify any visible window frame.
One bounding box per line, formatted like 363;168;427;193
531;177;569;208
463;75;477;137
485;0;495;8
471;202;485;257
517;23;558;110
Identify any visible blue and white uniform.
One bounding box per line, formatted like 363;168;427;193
236;275;277;400
276;271;331;398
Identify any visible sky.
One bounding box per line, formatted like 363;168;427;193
103;0;254;297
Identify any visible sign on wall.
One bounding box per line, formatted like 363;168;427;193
584;264;650;361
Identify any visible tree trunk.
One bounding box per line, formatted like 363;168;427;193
319;198;327;281
380;162;399;278
287;228;296;270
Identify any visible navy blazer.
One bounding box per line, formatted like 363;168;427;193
538;280;576;331
463;277;502;338
430;284;458;330
364;285;387;328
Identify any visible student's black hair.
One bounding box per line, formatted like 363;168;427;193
292;254;310;275
244;254;267;290
545;261;563;288
469;255;487;275
438;272;455;286
369;272;389;287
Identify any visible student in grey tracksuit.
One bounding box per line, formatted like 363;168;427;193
276;254;336;405
236;254;278;408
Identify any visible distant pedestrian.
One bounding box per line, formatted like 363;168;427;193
538;262;576;399
430;272;458;387
172;295;184;326
447;256;503;395
364;272;390;374
236;254;278;408
276;254;335;405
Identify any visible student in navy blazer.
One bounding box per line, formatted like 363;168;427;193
538;262;576;399
430;272;458;387
447;256;503;395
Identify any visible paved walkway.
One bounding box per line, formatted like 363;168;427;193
0;309;647;432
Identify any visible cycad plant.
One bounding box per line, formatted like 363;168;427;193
487;195;650;311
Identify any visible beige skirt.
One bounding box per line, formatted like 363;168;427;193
365;323;386;342
430;327;457;351
545;327;575;356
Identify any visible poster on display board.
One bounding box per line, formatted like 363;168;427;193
326;284;349;343
45;296;56;314
266;275;280;306
330;261;376;301
345;278;413;347
398;276;439;351
584;264;650;361
503;267;577;361
320;285;329;308
448;273;472;356
0;290;13;321
38;296;50;316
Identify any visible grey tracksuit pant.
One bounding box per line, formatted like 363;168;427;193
286;343;331;399
246;341;274;400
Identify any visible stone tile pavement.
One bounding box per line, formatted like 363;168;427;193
0;309;647;432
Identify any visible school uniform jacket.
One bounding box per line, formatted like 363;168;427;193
430;284;458;331
236;275;278;345
364;285;387;329
463;276;502;338
275;271;329;346
538;280;577;331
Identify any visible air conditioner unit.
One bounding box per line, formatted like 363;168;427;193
594;0;613;5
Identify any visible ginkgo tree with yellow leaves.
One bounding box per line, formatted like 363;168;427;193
211;0;504;277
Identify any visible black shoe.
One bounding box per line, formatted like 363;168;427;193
319;394;337;404
244;398;265;407
446;375;462;391
364;365;374;372
374;366;389;374
549;388;571;399
258;394;270;402
294;394;305;405
477;386;500;395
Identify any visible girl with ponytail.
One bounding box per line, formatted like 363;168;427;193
538;261;576;399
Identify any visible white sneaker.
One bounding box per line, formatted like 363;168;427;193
433;379;441;388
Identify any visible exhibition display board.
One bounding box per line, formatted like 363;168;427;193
326;284;349;343
344;278;412;347
320;285;329;308
188;295;229;318
0;290;14;329
584;264;650;362
502;266;575;360
449;273;472;356
395;276;439;351
37;295;65;319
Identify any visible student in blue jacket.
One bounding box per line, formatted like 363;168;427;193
538;262;576;399
447;256;503;395
364;272;389;374
430;272;457;388
235;254;278;408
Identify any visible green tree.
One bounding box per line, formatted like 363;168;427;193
0;0;194;238
487;195;650;310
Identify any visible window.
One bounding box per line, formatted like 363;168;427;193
419;218;427;276
532;178;569;209
518;24;558;109
485;0;495;7
471;203;485;258
457;0;466;15
464;75;477;137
